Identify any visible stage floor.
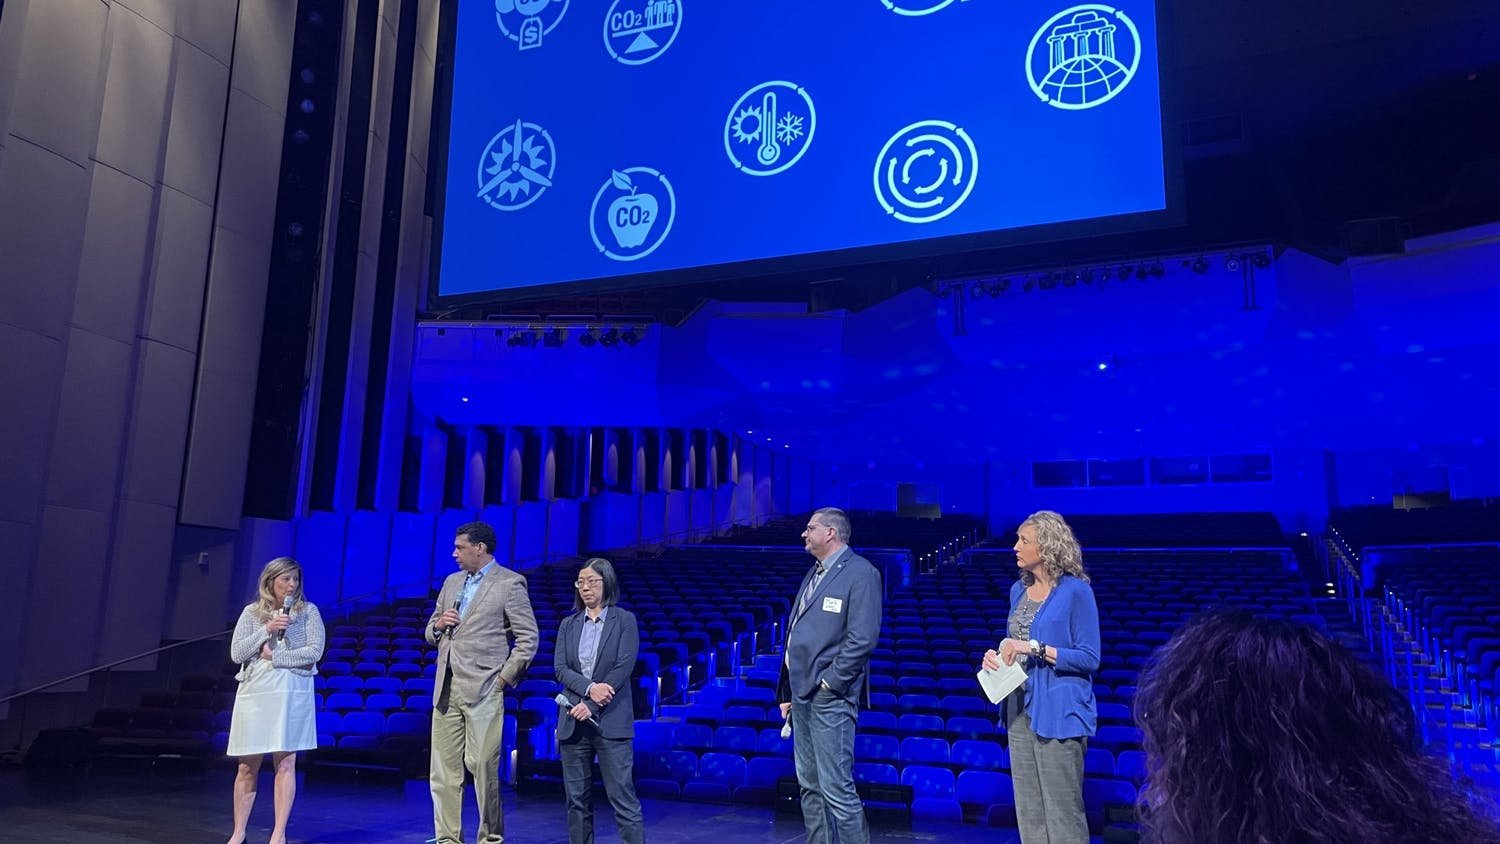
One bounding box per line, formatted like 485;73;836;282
0;766;1053;843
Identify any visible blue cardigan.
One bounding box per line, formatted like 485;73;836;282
1008;575;1100;740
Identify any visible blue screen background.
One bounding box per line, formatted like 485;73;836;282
437;0;1167;296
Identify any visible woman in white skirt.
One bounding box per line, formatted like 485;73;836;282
226;557;325;844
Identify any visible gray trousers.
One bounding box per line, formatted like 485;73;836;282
1007;709;1088;844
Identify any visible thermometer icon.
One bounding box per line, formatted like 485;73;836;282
757;91;780;166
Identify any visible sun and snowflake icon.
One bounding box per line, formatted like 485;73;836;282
475;119;556;211
723;81;816;177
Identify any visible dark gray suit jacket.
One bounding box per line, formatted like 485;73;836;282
554;606;639;740
777;546;883;706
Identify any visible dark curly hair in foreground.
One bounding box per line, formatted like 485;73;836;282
1134;611;1499;844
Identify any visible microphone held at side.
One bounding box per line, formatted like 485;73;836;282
555;692;600;728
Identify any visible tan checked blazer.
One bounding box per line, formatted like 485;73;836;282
425;563;539;707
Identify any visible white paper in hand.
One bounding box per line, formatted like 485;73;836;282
976;659;1028;704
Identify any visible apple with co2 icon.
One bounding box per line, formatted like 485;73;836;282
607;170;657;248
589;166;674;262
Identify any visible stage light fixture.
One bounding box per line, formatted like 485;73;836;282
621;328;640;346
543;328;564;347
1225;255;1242;272
579;329;597;347
1251;252;1271;268
599;328;619;347
1190;256;1208;274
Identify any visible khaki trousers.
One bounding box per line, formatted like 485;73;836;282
431;676;506;844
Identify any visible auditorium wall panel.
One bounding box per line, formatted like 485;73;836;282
163;524;238;641
0;131;92;338
121;342;197;509
95;8;172;185
547;499;581;560
71;166;154;344
664;491;689;541
23;505;110;690
2;0;107;169
754;446;775;522
388;511;438;596
97;499;177;666
159;37;231;207
640;492;667;545
343;511;394;603
689;488;713;537
294;511;353;601
0;518;40;705
582;492;641;552
45;328;133;514
476;503;516;561
713;484;737;534
145;189;214;350
0;326;63;526
178;0;295;528
513;501;548;566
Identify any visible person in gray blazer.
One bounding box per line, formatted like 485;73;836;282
226;557;324;844
555;557;645;844
777;508;883;844
426;521;540;844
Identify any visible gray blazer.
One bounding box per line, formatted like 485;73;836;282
425;564;540;708
777;547;882;706
230;602;326;679
554;607;640;740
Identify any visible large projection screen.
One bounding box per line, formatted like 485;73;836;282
433;0;1174;300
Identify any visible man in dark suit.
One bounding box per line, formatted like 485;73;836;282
426;521;539;844
555;557;645;844
778;508;882;844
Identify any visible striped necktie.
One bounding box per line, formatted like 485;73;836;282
798;562;827;617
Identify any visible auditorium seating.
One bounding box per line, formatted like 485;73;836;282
1332;505;1500;791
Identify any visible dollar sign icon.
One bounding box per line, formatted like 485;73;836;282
519;17;542;49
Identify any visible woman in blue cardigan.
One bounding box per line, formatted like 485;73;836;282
983;510;1100;843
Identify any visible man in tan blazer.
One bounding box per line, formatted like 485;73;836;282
426;521;539;844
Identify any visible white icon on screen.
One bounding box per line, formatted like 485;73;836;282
880;0;968;17
603;0;682;65
1025;4;1141;110
495;0;569;51
476;120;556;211
589;168;676;261
872;120;978;224
724;81;816;177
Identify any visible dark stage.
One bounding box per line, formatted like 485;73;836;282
0;766;1041;844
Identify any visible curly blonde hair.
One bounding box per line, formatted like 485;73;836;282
1018;510;1089;586
255;557;307;618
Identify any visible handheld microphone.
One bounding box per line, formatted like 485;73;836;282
444;596;461;639
278;596;293;642
555;693;601;728
780;716;792;740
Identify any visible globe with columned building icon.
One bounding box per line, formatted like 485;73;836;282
1027;5;1141;111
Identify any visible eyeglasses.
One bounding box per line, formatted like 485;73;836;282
574;578;604;589
803;523;829;533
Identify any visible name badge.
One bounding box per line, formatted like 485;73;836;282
822;597;843;614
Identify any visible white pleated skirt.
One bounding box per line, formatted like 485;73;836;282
225;658;317;757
